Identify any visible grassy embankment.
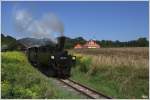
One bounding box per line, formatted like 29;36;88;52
70;47;149;99
1;51;82;99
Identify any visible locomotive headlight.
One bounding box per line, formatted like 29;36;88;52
72;56;76;60
51;56;55;59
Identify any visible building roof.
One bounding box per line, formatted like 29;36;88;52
74;44;82;49
83;40;100;48
74;40;100;49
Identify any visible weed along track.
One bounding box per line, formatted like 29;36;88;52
59;79;112;99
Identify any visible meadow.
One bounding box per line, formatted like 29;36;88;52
1;51;82;99
70;47;149;99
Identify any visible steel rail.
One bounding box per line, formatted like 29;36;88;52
59;79;113;99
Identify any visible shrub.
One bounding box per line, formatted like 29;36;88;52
1;52;82;99
1;80;11;98
76;55;92;73
71;48;149;98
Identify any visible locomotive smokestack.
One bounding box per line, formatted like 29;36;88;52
57;36;65;51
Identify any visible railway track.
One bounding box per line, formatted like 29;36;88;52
59;79;112;99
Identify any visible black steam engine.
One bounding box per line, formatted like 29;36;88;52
27;36;76;78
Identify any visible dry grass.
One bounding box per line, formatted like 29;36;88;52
71;47;148;68
70;47;149;98
90;54;148;69
71;47;148;58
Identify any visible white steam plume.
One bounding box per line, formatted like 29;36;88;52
14;9;64;43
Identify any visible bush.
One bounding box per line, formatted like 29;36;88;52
75;54;92;73
1;52;82;99
1;80;11;98
71;51;149;99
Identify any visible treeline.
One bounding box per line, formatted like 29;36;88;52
96;37;149;48
1;33;149;51
1;34;25;51
64;37;149;49
64;37;87;49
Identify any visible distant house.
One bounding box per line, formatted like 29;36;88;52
83;40;100;48
74;40;100;49
74;44;82;49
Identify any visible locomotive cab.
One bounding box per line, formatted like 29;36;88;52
49;50;76;78
48;36;76;78
27;36;76;78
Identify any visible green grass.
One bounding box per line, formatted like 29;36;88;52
1;51;82;99
70;51;149;99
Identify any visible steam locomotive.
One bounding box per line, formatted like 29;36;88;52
27;36;76;78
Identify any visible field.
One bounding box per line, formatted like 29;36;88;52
1;52;82;99
69;47;149;99
1;48;149;99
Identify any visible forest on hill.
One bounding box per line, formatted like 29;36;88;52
64;37;149;48
1;33;149;51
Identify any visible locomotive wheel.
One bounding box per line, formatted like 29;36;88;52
46;67;56;77
36;61;41;69
48;62;58;77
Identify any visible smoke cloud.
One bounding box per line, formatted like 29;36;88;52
14;9;64;43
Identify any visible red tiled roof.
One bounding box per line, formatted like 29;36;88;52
74;40;100;49
74;44;82;49
83;40;100;48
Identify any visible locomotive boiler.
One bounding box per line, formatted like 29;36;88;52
27;36;76;78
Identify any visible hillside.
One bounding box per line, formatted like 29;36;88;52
18;38;55;47
1;33;87;50
1;34;25;51
1;34;17;50
1;52;82;98
1;33;148;50
70;48;149;98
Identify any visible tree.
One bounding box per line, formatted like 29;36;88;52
137;37;149;47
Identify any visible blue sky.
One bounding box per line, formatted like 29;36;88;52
1;1;149;41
